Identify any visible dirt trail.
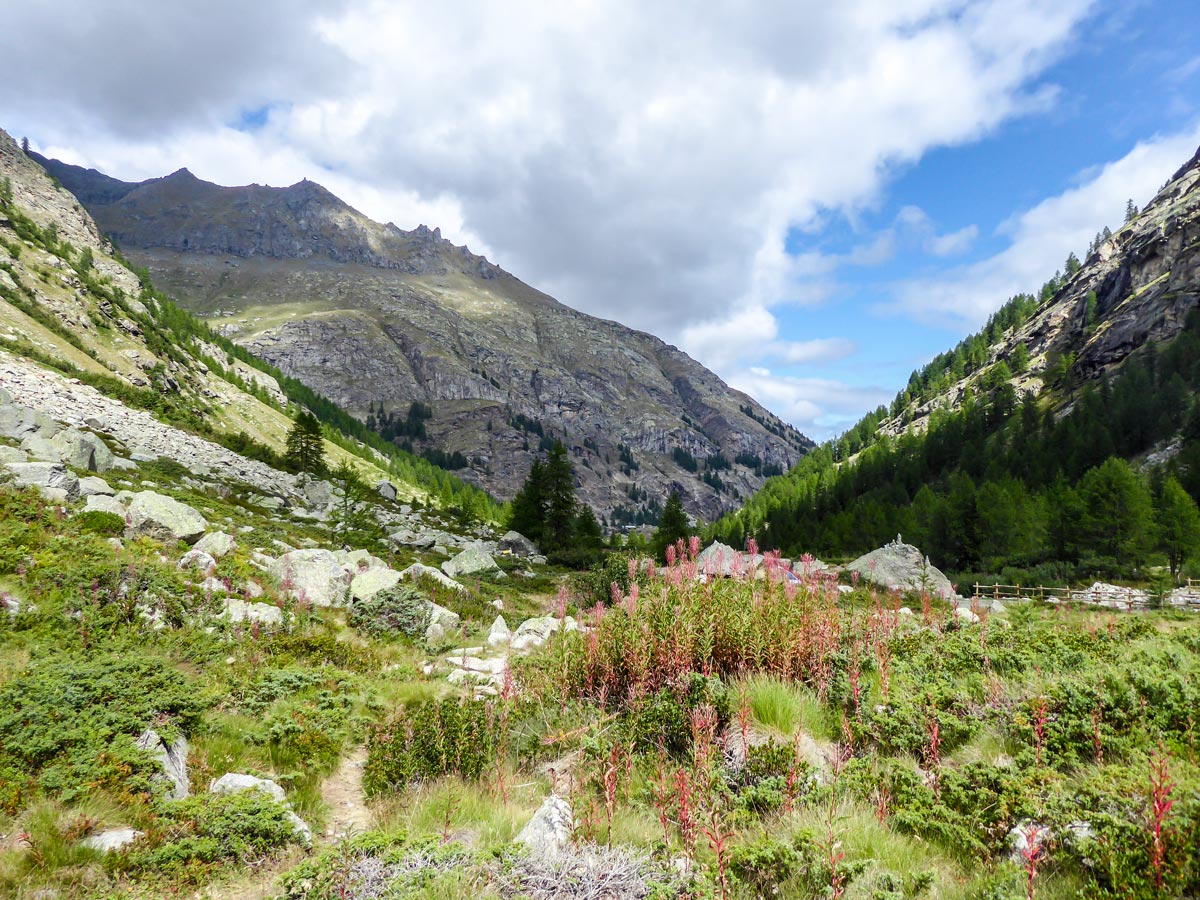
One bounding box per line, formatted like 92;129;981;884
198;748;372;899
321;746;373;840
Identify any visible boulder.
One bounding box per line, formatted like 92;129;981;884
428;602;461;630
0;446;27;464
349;566;402;603
84;494;126;517
299;477;333;512
0;402;60;440
442;547;500;578
209;772;286;803
487;615;511;647
399;562;466;593
696;542;742;577
846;537;955;601
178;549;217;571
78;475;114;496
497;530;538;558
49;428;115;472
193;531;236;559
82;828;144;853
270;549;351;606
221;598;284;628
376;479;398;501
126;491;208;544
4;461;79;500
511;615;577;651
136;729;189;800
424;621;447;644
516;795;573;859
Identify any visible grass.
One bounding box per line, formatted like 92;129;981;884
735;673;835;741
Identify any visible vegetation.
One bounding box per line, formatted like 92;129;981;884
714;308;1200;584
508;440;603;562
284;410;327;476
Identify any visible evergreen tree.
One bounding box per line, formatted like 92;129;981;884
541;441;577;552
507;458;546;543
1155;474;1200;578
1124;199;1138;223
1076;458;1154;566
653;492;690;561
284;411;326;475
20;136;29;154
574;505;603;549
329;460;375;538
1010;343;1030;375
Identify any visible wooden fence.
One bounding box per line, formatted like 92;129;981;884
971;583;1149;606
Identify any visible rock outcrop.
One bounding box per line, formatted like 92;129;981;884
846;537;956;601
126;491;208;544
271;549;352;607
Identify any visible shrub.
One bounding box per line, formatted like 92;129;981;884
115;790;299;880
74;510;126;536
363;700;501;796
349;585;430;639
0;653;206;802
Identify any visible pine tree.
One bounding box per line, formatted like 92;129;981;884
507;457;546;542
1155;475;1200;578
20;136;29;154
653;492;690;561
329;460;375;539
1124;199;1138;223
574;505;603;549
1011;342;1030;375
284;411;326;475
541;441;577;551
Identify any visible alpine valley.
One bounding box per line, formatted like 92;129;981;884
30;152;811;524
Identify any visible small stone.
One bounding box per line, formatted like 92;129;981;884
209;773;286;803
516;795;573;859
82;828;144;854
487;615;510;647
194;531;236;559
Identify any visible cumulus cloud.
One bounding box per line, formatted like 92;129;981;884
886;125;1200;327
0;0;1097;435
731;368;893;437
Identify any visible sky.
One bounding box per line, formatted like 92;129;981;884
1;0;1198;441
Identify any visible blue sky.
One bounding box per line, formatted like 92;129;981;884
2;0;1199;440
763;0;1200;435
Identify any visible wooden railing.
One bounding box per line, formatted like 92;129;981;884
972;583;1148;606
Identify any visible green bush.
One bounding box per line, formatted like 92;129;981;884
349;584;430;639
74;509;126;536
619;673;730;757
115;790;300;880
0;653;207;802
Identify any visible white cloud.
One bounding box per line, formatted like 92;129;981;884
0;0;1097;435
927;223;979;257
729;368;893;438
770;338;859;366
887;124;1200;327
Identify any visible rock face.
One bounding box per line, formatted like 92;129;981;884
35;154;814;520
498;531;538;558
126;491;208;544
271;549;351;606
846;537;956;601
879;142;1200;438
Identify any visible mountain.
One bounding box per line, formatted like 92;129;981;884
32;154;812;522
0;128;498;518
714;143;1200;580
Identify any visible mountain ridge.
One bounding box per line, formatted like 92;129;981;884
33;152;812;521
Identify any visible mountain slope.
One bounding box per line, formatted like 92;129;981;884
714;142;1200;579
0;129;497;516
33;154;812;521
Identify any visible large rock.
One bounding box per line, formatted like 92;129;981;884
78;475;114;496
696;541;742;577
349;566;402;603
376;479;398;501
488;615;511;647
48;428;115;472
221;598;284;628
846;537;955;601
210;772;286;803
0;402;60;440
498;531;538;558
178;549;217;571
516;795;573;859
84;494;126;517
126;491;208;544
270;549;351;606
442;547;500;578
82;828;144;853
136;729;189;800
511;615;578;652
4;461;80;500
193;531;236;559
428;601;461;630
399;562;466;593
